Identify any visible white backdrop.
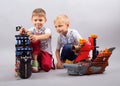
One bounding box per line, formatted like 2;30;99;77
0;0;120;86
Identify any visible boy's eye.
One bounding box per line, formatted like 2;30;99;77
34;19;37;22
58;25;63;27
34;19;42;22
39;19;42;22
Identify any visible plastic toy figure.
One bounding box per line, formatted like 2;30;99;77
15;26;33;79
63;34;115;75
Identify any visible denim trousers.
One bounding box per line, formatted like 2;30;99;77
61;44;77;61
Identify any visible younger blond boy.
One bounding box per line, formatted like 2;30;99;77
54;14;83;69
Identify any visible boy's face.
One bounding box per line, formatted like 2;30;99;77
54;21;69;35
32;16;46;29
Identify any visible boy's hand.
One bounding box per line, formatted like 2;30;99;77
56;61;63;69
72;45;80;55
29;34;38;41
19;27;25;35
26;31;32;36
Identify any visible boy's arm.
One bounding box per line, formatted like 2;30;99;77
55;49;63;69
73;30;83;44
30;33;51;41
30;28;51;41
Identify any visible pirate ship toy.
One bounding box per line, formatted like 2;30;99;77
15;26;33;79
63;34;115;75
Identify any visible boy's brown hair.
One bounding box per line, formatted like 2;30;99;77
32;8;46;18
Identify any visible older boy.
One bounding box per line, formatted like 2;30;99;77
20;8;52;72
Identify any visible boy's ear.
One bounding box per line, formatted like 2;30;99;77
67;23;69;27
45;18;47;22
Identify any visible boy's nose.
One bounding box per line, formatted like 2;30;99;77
57;29;61;32
36;21;40;23
57;29;62;33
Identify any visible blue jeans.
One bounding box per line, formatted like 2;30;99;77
61;44;77;61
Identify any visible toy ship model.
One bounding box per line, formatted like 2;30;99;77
63;34;115;75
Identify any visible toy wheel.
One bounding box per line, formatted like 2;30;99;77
19;58;32;79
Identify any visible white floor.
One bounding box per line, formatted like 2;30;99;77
0;49;120;86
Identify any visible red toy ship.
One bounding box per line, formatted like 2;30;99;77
63;34;115;75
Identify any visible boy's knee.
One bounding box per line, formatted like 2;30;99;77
63;44;72;51
42;64;51;72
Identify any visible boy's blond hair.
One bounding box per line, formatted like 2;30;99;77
32;8;46;18
54;14;70;25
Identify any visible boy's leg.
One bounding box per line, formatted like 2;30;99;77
30;40;41;72
40;51;52;72
32;54;39;72
61;44;77;61
30;40;41;55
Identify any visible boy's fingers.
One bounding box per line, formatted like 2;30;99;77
26;31;31;35
19;27;26;34
56;63;63;69
29;35;36;41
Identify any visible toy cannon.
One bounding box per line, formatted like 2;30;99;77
63;34;115;75
15;26;33;79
